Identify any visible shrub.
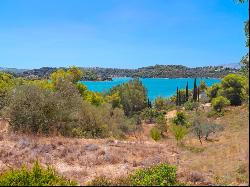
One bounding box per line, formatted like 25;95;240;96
191;114;224;144
88;163;179;186
150;127;161;141
109;79;148;116
0;161;76;186
172;111;190;127
156;115;168;135
87;176;112;186
184;101;199;111
211;96;230;112
141;108;163;123
199;80;207;92
171;125;188;145
128;163;178;186
220;74;248;105
206;83;221;101
5;83;133;138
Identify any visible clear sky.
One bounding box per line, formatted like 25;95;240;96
0;0;249;69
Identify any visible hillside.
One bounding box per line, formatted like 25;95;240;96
0;105;248;186
0;64;239;80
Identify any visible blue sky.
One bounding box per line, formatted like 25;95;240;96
0;0;249;69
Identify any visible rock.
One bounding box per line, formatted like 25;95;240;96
17;138;30;149
187;171;205;182
84;144;99;151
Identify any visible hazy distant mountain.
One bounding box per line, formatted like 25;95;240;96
220;63;242;69
0;67;29;74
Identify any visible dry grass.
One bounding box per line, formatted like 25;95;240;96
179;105;249;185
0;105;248;185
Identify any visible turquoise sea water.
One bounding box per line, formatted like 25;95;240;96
81;77;221;101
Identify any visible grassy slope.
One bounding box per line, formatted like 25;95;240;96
0;105;248;186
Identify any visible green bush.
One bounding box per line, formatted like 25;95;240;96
183;101;199;111
172;111;190;127
5;83;134;138
156;115;168;135
199;80;207;92
206;83;221;101
211;96;230;112
150;127;161;141
109;79;148;116
219;74;248;105
153;97;176;111
87;176;112;186
128;163;178;186
0;161;76;186
141;108;163;123
171;125;188;144
88;163;180;186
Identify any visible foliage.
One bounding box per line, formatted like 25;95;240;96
87;176;112;186
155;115;168;135
0;72;16;110
76;82;88;97
88;163;179;186
150;127;161;141
0;161;76;186
109;79;148;116
141;108;163;123
184;101;199;111
4;82;133;138
128;163;178;186
219;74;248;105
172;111;190;127
85;91;105;106
50;67;84;86
171;125;188;144
206;83;221;101
211;96;230;112
191;114;224;144
199;80;207;92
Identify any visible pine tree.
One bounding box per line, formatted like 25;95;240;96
148;98;152;108
178;90;181;105
197;87;200;102
193;78;197;101
186;81;189;102
176;87;179;106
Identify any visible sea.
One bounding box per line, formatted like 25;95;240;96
80;77;221;101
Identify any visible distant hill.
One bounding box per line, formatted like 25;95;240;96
220;63;242;70
1;64;240;80
0;67;28;74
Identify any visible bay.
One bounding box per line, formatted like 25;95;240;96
80;77;221;101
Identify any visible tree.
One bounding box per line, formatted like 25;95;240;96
178;90;181;105
172;111;189;127
197;87;200;102
193;78;197;101
185;81;189;102
211;96;230;112
220;74;248;105
148;98;152;108
199;80;207;92
171;125;188;145
206;83;221;101
156;115;168;135
176;87;179;106
110;79;147;116
191;113;224;144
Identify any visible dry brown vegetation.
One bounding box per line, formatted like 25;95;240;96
0;105;249;186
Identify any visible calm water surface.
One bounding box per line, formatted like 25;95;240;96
81;77;221;101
